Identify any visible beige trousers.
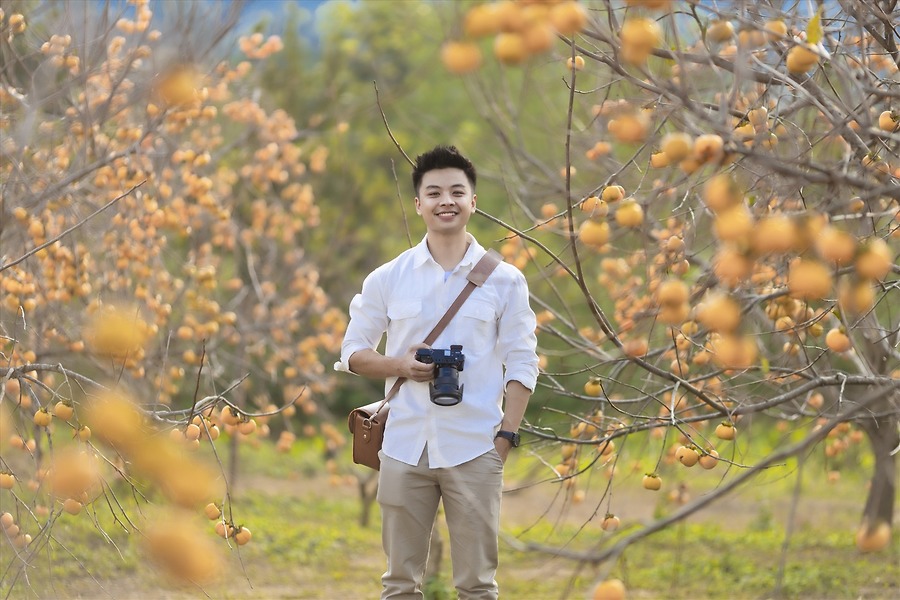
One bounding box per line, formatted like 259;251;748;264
377;448;504;600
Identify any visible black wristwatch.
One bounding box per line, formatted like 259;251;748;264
495;430;520;448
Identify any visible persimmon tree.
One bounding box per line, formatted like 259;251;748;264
0;0;344;590
436;0;899;590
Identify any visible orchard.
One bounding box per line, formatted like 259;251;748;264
1;1;899;598
438;0;899;596
1;0;345;590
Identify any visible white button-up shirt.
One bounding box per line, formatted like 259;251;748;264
336;234;539;468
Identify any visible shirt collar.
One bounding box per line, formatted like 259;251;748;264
412;233;484;271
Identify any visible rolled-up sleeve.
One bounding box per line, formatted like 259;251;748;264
497;270;539;391
334;271;388;375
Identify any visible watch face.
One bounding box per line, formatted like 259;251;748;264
498;431;519;447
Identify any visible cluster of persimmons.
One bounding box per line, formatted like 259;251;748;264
1;0;347;586
449;6;897;596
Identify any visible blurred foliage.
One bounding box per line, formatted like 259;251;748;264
256;1;574;302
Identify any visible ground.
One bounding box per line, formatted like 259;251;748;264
7;451;895;600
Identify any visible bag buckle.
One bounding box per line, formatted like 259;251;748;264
361;417;372;442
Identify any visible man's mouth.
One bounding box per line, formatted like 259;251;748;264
436;211;458;217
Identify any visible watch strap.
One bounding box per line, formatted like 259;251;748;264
495;430;520;447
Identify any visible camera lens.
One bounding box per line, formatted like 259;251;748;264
430;366;463;406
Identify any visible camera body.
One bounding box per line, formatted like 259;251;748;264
415;345;465;406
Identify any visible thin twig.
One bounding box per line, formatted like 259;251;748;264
391;159;414;248
0;181;145;273
186;341;208;427
373;81;413;167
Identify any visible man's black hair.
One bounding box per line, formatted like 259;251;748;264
412;145;476;194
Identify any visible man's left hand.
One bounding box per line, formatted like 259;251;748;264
494;437;512;464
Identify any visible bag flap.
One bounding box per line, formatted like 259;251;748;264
348;400;389;433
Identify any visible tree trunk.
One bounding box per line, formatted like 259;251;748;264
852;312;897;540
358;472;379;528
858;413;899;532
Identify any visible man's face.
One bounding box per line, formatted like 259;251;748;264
415;168;476;235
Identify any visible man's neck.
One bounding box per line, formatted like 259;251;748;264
426;231;470;271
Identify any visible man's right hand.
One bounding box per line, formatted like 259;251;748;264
398;344;435;382
347;346;434;382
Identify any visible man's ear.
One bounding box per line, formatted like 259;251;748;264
414;196;421;215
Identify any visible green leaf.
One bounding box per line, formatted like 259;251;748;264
807;7;824;45
760;356;770;376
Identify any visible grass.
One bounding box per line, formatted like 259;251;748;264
589;525;898;599
1;435;898;599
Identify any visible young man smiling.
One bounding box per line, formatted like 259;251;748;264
336;145;539;599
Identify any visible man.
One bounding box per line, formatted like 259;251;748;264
335;145;539;599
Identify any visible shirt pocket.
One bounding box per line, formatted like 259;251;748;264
459;299;497;338
387;299;422;322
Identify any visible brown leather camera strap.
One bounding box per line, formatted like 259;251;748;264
372;248;503;414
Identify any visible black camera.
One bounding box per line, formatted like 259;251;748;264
415;345;465;406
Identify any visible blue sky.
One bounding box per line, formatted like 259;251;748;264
236;0;330;40
239;0;328;25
